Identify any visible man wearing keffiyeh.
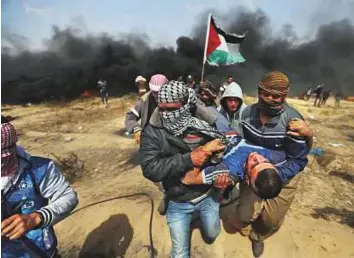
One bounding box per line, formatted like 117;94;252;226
1;116;78;258
140;81;229;258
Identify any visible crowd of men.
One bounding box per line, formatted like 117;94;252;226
125;71;313;258
1;71;314;258
303;84;343;108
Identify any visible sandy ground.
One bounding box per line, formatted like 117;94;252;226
2;95;354;258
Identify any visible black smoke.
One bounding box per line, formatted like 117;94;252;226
2;7;354;103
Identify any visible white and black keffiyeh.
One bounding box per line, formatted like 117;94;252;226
158;81;227;143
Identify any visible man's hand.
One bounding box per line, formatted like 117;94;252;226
190;147;211;167
202;139;226;153
213;173;231;189
287;118;313;137
181;168;202;185
1;213;42;240
133;131;142;145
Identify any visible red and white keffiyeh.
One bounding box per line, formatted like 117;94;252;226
1;123;18;177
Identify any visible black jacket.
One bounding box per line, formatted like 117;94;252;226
140;105;217;202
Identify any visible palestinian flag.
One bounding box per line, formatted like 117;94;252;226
205;15;246;66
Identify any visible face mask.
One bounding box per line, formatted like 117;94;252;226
258;97;285;117
1;154;18;177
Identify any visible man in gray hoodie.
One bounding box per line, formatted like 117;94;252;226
218;82;247;134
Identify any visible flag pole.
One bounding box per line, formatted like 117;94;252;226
201;13;211;82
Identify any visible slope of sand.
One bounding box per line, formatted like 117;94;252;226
3;96;354;258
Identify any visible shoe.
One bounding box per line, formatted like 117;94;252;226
251;239;264;257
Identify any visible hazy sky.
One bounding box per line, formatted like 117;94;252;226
2;0;354;49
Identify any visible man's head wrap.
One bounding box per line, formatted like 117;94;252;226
135;75;146;83
149;74;168;92
257;71;289;117
1;122;18;177
258;71;290;96
157;81;226;143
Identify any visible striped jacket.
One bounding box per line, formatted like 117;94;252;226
240;103;309;182
1;148;78;258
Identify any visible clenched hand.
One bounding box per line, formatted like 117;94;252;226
1;213;42;240
287;118;313;137
213;173;231;189
202;139;226;153
133;131;142;145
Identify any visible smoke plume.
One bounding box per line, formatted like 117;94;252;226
2;6;354;103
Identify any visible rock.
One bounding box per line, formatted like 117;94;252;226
65;137;74;142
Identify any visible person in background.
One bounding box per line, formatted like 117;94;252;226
219;75;233;98
335;91;343;108
97;79;108;106
199;80;233;133
218;82;247;135
235;71;311;257
186;75;200;97
313;84;324;107
125;74;168;145
177;76;184;82
135;76;148;98
1;116;79;258
305;87;312;101
321;89;331;106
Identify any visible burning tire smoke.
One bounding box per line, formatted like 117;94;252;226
2;8;354;103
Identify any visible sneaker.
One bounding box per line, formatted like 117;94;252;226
251;239;264;257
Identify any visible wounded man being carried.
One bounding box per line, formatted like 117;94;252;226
182;134;307;200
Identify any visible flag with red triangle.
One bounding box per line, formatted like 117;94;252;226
205;15;246;66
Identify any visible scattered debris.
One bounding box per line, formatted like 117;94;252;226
65;137;74;142
61;125;72;133
328;142;344;147
51;152;84;183
308;114;316;120
72;107;85;111
310;147;325;157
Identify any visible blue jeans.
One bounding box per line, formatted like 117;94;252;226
166;195;220;258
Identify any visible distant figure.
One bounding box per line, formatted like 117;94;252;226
177;76;184;82
219;75;233;98
135;76;148;98
313;84;324;107
97;79;108;105
305;87;312;101
186;75;200;96
321;90;331;106
335;91;343;108
125;74;168;145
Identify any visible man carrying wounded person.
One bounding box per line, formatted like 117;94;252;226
237;71;312;257
140;81;228;258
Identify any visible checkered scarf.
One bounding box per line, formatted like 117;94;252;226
1;123;19;177
158;81;226;143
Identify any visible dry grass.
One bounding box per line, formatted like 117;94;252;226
2;93;354;232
